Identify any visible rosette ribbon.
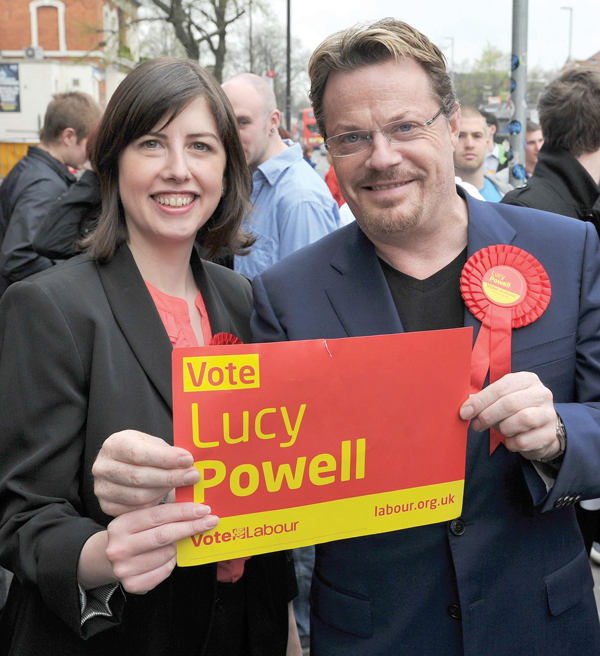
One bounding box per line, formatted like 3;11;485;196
460;245;551;454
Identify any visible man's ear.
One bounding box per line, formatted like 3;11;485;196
269;109;281;133
449;104;461;150
60;127;78;146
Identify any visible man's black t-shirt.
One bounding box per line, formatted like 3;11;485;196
379;248;468;332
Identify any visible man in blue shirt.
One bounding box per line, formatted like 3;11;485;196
222;74;340;278
453;107;512;202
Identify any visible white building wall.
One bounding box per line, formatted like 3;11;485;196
0;60;100;142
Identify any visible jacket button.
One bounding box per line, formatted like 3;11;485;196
447;604;462;620
554;498;564;508
450;518;466;536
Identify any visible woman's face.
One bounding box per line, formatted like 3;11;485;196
118;96;227;251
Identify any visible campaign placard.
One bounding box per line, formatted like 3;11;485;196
173;329;472;566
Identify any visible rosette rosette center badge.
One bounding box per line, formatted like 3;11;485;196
460;246;552;454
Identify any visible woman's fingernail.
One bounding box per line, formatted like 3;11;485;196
204;516;219;529
193;505;211;517
177;455;194;467
183;470;200;485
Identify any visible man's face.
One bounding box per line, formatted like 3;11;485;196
525;129;544;173
454;116;488;175
222;80;271;168
323;58;459;240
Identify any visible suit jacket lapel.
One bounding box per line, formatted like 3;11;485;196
97;243;174;410
190;247;234;337
463;194;518;345
325;224;403;337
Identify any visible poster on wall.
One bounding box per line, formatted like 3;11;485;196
0;64;20;112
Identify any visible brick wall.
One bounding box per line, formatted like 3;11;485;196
0;0;110;53
0;0;31;50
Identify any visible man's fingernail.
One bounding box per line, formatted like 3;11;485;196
204;516;219;529
183;470;200;485
460;405;474;420
177;455;194;467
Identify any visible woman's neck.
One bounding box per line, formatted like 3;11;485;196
128;238;197;299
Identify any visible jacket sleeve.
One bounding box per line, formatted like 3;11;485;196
0;280;115;638
524;221;600;510
0;178;60;282
33;170;101;260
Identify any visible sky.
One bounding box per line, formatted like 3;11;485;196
272;0;600;73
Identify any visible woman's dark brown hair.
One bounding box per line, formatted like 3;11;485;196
84;57;252;261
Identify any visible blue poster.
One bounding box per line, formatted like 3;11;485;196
0;64;20;112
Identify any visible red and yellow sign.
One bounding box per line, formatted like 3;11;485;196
173;329;472;566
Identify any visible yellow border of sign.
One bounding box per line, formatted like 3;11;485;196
177;479;464;566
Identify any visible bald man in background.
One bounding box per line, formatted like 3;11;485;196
222;74;340;279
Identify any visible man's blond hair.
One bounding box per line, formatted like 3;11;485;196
308;18;457;139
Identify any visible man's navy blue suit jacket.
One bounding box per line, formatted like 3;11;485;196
251;193;600;656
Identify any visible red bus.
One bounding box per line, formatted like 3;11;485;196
298;108;324;149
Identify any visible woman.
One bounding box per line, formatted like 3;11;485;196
0;59;298;656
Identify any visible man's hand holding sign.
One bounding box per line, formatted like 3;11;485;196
461;372;562;462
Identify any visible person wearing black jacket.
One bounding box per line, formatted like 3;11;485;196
502;67;600;235
0;92;101;295
502;65;600;557
502;147;600;232
33;168;101;260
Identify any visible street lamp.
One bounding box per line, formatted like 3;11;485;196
561;6;573;63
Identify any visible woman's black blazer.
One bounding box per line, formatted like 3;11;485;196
0;243;295;655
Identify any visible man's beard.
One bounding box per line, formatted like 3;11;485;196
349;168;426;237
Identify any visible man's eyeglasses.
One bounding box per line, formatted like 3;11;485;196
325;108;445;158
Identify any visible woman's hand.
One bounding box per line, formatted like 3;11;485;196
78;503;218;593
93;430;201;516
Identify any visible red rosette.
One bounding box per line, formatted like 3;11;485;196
461;246;551;454
460;245;551;329
209;332;243;346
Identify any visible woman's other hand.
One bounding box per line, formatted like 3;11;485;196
93;430;201;517
78;503;218;593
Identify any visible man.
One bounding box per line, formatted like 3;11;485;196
483;112;508;175
222;74;339;279
454;107;512;201
91;20;600;656
250;19;600;655
0;91;101;295
502;67;600;233
524;120;544;177
495;120;544;188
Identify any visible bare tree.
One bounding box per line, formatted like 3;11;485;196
224;11;311;123
139;0;246;81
